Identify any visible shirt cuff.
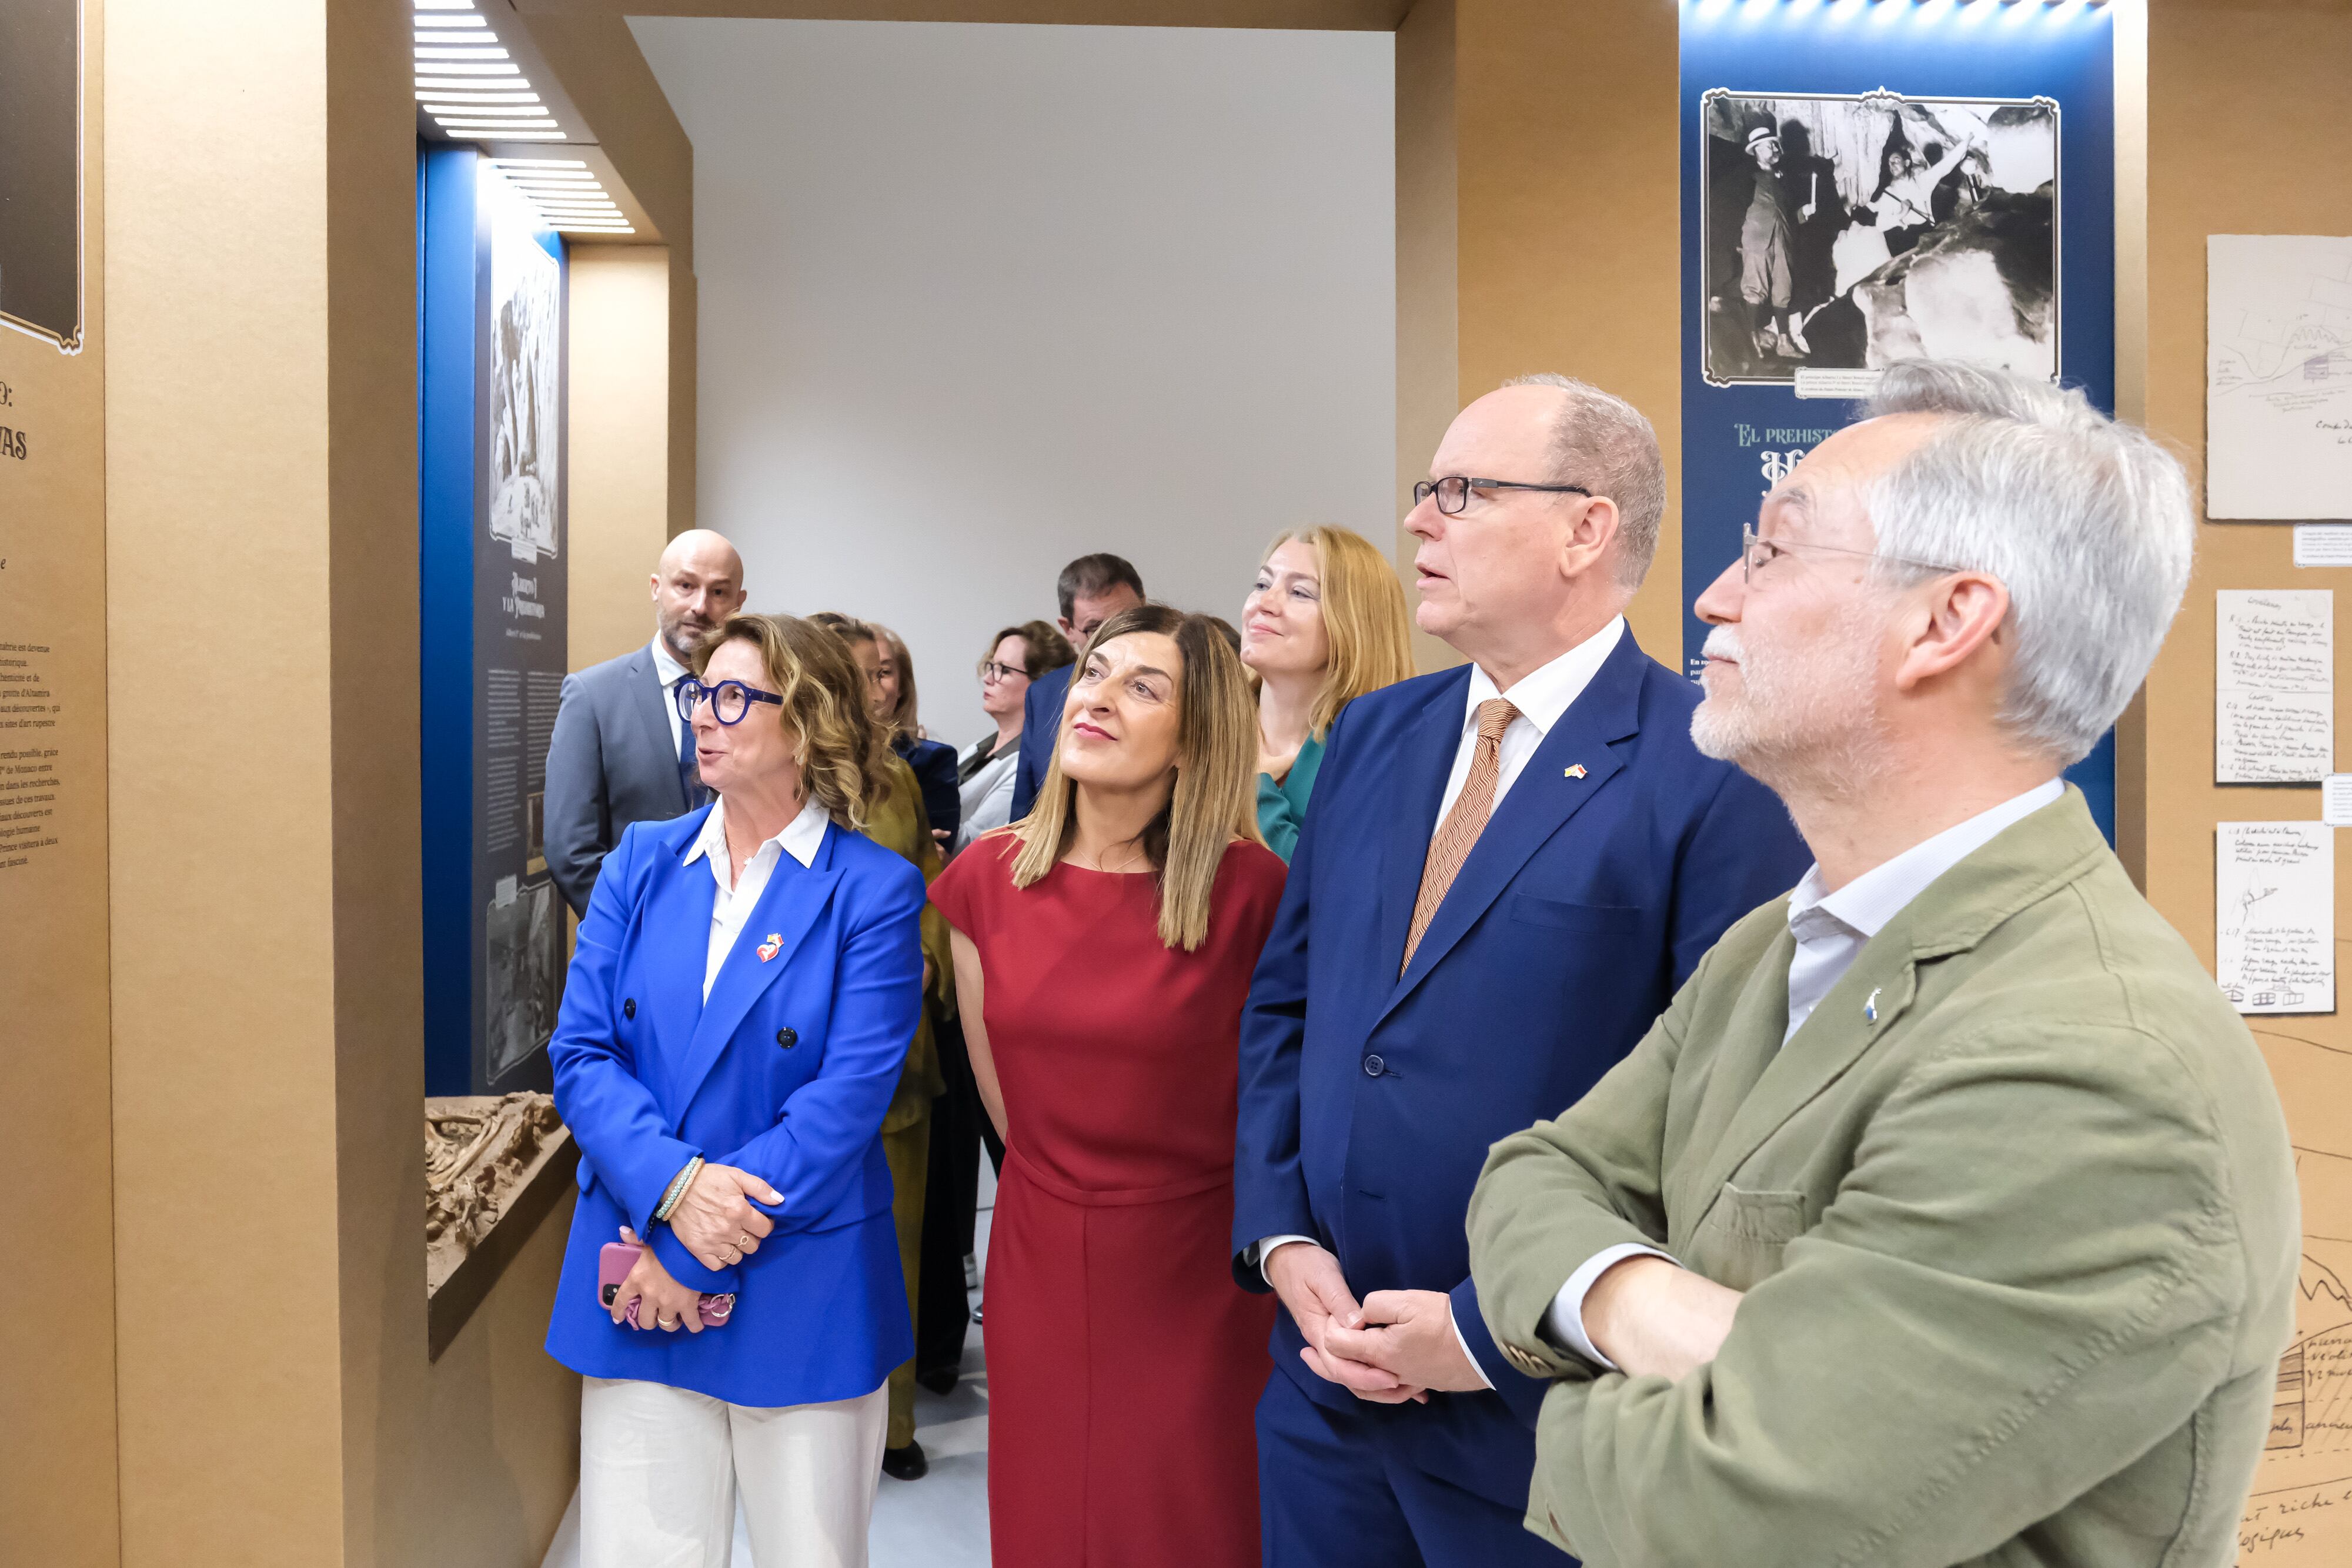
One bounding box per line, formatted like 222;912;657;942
1255;1233;1317;1285
1542;1243;1678;1371
1446;1300;1496;1390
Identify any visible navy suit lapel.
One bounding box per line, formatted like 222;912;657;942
1374;671;1475;979
674;823;844;1116
626;646;689;811
1379;634;1648;1025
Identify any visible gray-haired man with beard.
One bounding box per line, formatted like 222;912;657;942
1466;362;2298;1568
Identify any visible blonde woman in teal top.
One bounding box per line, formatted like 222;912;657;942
1240;526;1418;861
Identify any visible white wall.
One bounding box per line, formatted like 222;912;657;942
630;18;1395;748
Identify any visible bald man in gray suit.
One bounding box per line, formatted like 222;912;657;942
545;529;747;914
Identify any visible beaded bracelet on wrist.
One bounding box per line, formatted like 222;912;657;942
653;1155;704;1225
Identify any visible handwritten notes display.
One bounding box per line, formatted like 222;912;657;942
2207;235;2352;521
2217;822;2334;1016
2218;591;2334;784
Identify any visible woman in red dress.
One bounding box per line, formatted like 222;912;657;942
930;606;1286;1568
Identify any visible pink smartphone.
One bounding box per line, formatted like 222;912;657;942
597;1242;736;1329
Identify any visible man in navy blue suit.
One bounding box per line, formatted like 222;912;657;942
1232;375;1811;1565
1007;551;1144;822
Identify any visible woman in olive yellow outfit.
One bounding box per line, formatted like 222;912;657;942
813;613;956;1482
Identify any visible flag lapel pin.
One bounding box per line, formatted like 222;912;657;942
757;933;784;962
1564;763;1588;780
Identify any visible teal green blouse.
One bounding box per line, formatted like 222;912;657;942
1255;735;1325;864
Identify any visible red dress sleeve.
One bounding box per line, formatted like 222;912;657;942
930;831;1015;937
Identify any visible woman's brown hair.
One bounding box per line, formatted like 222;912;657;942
868;622;925;740
1006;606;1262;951
1255;524;1418;740
693;614;886;831
979;619;1074;682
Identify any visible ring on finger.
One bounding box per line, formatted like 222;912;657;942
736;1233;753;1249
656;1314;677;1328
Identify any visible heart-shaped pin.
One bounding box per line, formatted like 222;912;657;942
757;933;783;962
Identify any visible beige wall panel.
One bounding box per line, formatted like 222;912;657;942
1395;0;1459;673
106;1;346;1557
107;1;425;1563
2139;14;2352;1553
326;2;432;1563
1453;0;1682;662
0;0;119;1560
670;259;699;535
416;1194;584;1568
2140;0;2352;978
569;248;674;670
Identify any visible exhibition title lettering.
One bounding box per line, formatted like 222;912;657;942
502;571;545;622
0;377;27;462
1733;423;1836;492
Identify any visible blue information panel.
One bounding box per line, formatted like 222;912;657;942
420;148;570;1095
1678;0;2116;836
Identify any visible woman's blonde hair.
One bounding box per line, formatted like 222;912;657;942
694;614;885;831
1007;606;1262;951
1257;525;1417;739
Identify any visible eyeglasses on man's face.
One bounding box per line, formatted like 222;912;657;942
1738;523;1963;587
1412;475;1592;516
675;676;785;726
980;661;1028;686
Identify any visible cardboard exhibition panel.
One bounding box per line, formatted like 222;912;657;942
0;0;119;1557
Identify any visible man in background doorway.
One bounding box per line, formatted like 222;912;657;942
546;529;748;914
1007;551;1146;821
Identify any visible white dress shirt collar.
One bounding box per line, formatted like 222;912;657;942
1781;777;2064;1041
684;794;831;884
650;635;689;689
1460;616;1626;738
1431;616;1628;835
681;794;832;1002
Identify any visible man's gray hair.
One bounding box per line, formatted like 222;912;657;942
1861;360;2194;766
1502;373;1669;590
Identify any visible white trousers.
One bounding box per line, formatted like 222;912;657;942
579;1376;887;1568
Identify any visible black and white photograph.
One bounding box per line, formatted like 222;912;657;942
1700;88;2059;387
486;178;562;564
483;875;563;1085
0;0;83;350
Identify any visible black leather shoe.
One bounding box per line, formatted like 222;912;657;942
916;1366;960;1397
882;1440;928;1481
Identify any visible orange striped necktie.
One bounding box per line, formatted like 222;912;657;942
1403;697;1520;971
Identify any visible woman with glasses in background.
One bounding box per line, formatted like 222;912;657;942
954;619;1073;854
545;613;925;1568
1240;525;1418;862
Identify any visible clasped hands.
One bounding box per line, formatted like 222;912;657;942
607;1161;783;1335
669;1159;783;1272
1264;1243;1486;1403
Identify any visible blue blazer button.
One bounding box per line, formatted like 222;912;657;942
623;998;636;1020
1363;1054;1384;1077
777;1027;797;1049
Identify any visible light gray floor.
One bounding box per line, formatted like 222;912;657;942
542;1156;995;1568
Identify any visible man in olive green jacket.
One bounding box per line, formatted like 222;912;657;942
1457;363;2299;1568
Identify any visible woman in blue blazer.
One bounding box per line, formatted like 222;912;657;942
546;613;926;1568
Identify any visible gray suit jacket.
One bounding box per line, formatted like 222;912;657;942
545;643;691;915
